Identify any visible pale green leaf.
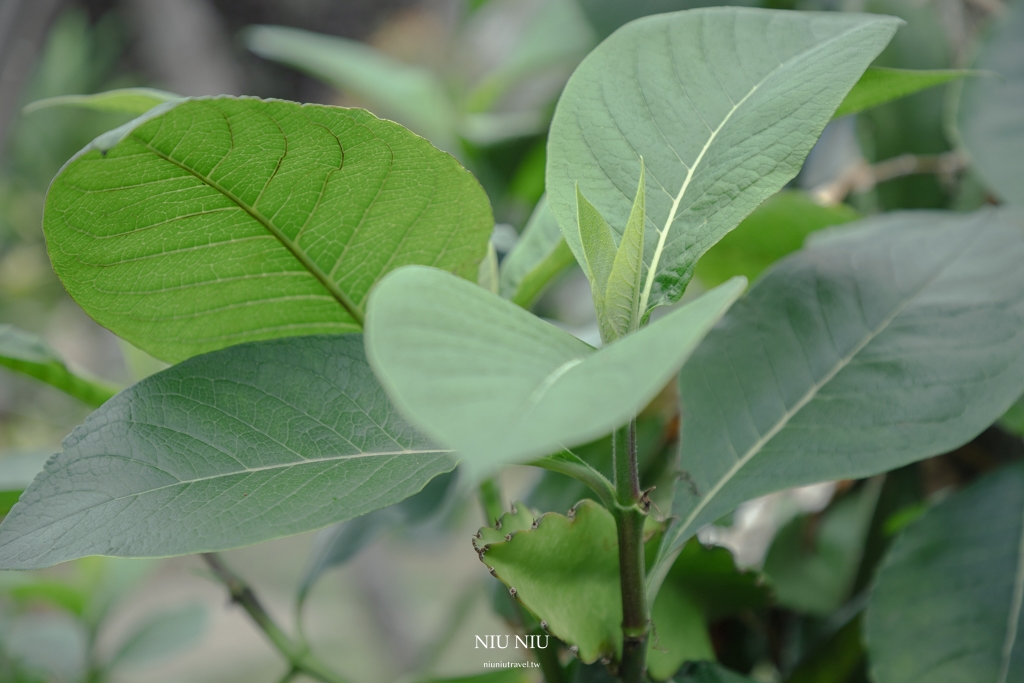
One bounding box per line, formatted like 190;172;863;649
498;196;576;309
577;184;618;325
110;604;205;667
834;67;972;118
0;335;455;569
24;88;180;116
365;265;745;479
864;462;1024;683
44;97;492;363
602;159;646;342
244;26;459;152
0;451;51;517
651;208;1024;595
478;241;500;295
547;8;901;316
959;0;1024;206
0;325;119;407
694;190;859;287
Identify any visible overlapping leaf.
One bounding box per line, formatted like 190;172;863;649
547;8;900;316
45;97;492;363
365;265;745;479
652;208;1024;592
0;335;455;569
498;196;575;309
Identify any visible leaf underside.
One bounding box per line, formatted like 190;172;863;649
0;334;455;570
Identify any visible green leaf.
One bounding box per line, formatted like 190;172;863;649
109;604;205;667
0;325;119;406
834;67;972;118
694;191;859;287
785;615;865;683
24;88;180;116
577;185;618;327
959;0;1024;207
674;662;757;683
498;197;576;309
577;0;757;40
651;208;1024;595
763;480;881;616
547;8;901;316
415;671;533;683
365;265;745;479
864;461;1024;683
602;160;646;342
45;97;492;363
0;451;52;517
297;468;455;606
243;26;459;152
0;335;456;569
478;241;500;295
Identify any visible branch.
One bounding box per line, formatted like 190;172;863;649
613;420;649;683
811;151;968;206
201;553;351;683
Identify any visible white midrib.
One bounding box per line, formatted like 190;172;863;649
998;500;1024;683
636;82;764;317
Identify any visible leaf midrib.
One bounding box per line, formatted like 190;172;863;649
138;138;365;325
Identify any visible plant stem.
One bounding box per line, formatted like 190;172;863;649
202;553;351;683
479;477;505;526
612;419;650;683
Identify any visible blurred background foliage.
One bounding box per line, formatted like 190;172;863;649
0;0;1016;681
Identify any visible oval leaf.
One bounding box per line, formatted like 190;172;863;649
45;97;492;363
653;208;1024;589
0;335;455;569
365;265;745;479
547;8;900;315
865;462;1024;683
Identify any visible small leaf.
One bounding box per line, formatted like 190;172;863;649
694;190;859;287
498;197;576;309
45;97;492;363
0;325;119;406
865;462;1024;683
834;67;973;118
958;0;1024;207
109;604;205;667
243;26;459;152
548;8;901;316
24;88;180;116
0;335;455;569
652;208;1024;595
602;160;646;342
365;265;745;479
577;184;618;323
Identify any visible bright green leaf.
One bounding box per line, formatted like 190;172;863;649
694;191;859;287
0;325;119;407
45;97;492;363
547;8;901;316
109;604;205;667
0;335;455;569
243;26;459;152
652;208;1024;595
602;160;646;342
365;265;745;479
865;461;1024;683
24;88;180;116
959;0;1024;206
498;197;576;309
834;67;972;118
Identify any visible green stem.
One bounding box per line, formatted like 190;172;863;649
612;420;649;683
479;478;505;526
202;554;350;683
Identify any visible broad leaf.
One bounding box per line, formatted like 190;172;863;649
45;97;492;363
0;335;455;569
243;26;459;152
864;462;1024;683
24;88;179;116
694;191;858;287
651;208;1024;594
959;0;1024;207
547;8;900;316
0;325;118;407
498;197;575;309
365;265;745;479
834;67;971;118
